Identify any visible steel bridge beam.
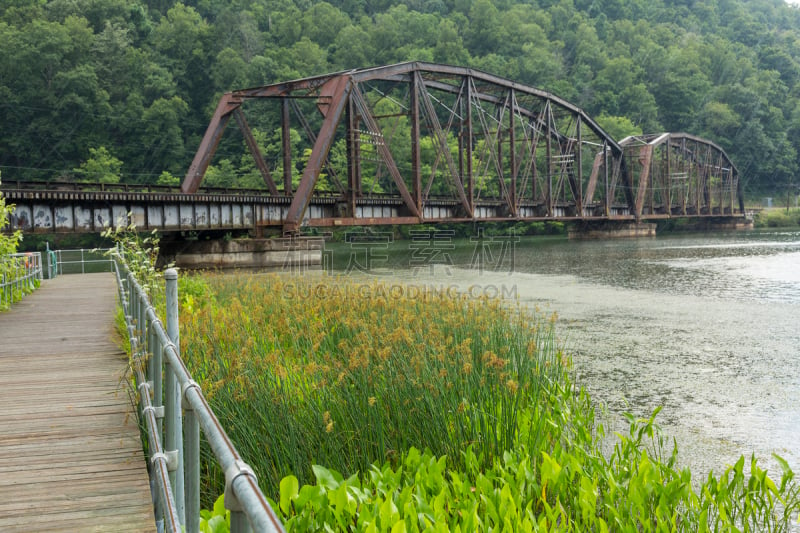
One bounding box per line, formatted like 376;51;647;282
620;133;743;218
2;181;748;236
178;63;742;233
182;94;241;194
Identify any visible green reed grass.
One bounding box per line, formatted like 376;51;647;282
179;273;569;502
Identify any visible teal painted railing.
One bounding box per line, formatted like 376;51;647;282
0;252;42;308
112;251;285;533
47;247;114;278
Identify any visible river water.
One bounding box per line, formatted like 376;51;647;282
329;228;800;480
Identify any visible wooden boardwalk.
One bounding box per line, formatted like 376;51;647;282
0;273;155;532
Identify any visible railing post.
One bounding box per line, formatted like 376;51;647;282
149;307;163;436
124;273;132;316
152;323;163;438
147;304;165;528
125;273;132;314
184;386;200;533
164;268;185;526
231;512;251;533
138;285;147;363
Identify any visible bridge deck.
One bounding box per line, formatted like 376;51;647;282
0;274;155;532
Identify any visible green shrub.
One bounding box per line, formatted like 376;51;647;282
754;208;800;228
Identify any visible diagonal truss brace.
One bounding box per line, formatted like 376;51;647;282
284;76;352;232
350;83;421;219
233;108;279;195
182;93;242;193
415;72;472;217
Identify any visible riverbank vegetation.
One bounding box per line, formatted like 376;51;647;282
0;176;21;258
753;207;800;229
0;175;33;309
180;272;800;531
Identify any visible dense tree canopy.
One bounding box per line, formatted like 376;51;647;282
2;0;799;196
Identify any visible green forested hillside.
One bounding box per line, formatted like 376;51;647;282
2;0;799;197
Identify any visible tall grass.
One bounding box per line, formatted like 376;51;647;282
180;273;568;501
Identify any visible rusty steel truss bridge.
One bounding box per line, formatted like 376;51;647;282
3;62;745;236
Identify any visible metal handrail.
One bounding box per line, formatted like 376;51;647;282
1;252;43;308
113;251;285;533
50;248;115;277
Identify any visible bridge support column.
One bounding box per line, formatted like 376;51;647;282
568;221;657;239
668;217;754;232
161;237;324;270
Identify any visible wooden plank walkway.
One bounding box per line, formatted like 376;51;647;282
0;273;155;532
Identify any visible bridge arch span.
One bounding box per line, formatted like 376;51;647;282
620;133;744;218
183;62;633;233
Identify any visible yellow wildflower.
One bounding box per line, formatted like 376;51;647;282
505;379;519;394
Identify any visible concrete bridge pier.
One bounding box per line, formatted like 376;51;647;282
160;236;324;271
568;221;657;239
680;217;754;232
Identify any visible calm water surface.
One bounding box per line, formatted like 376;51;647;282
339;229;800;479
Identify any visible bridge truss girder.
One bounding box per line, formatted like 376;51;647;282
620;133;745;218
182;62;631;233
